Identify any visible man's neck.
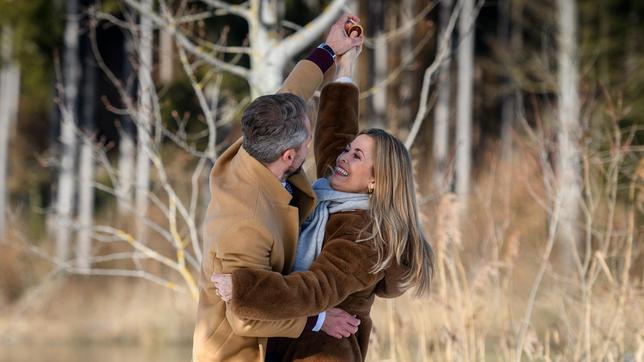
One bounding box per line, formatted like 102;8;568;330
265;161;287;182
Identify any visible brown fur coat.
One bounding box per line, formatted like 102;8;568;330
229;82;409;361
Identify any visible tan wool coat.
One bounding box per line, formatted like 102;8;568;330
192;60;334;362
228;83;410;362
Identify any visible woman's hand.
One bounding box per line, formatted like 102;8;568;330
325;14;363;56
211;273;233;302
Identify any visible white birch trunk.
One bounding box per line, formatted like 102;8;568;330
372;34;388;129
0;26;20;239
556;0;581;268
117;34;136;215
159;28;173;83
76;49;96;272
56;0;81;261
246;0;346;97
455;0;474;198
433;0;453;194
135;0;154;241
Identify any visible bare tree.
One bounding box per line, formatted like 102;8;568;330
55;0;81;261
0;25;20;239
159;26;174;83
433;0;454;194
369;0;387;128
556;0;581;269
455;0;474;198
396;0;416;132
76;26;97;272
117;32;136;215
134;0;154;241
123;0;346;98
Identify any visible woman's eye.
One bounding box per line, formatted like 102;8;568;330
353;153;361;160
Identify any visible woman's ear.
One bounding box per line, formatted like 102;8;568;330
368;179;376;193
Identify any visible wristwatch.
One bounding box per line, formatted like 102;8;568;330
317;42;336;60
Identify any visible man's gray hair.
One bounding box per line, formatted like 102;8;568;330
241;93;309;164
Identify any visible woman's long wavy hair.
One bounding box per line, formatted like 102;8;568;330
359;129;434;296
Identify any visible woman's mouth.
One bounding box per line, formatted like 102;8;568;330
334;166;349;177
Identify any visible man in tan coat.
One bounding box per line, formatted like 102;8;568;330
193;15;363;362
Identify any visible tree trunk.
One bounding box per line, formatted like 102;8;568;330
117;33;136;215
556;0;581;269
56;0;81;261
368;0;387;128
76;32;97;272
397;0;416;132
135;0;154;241
159;28;173;83
455;0;474;198
247;0;286;97
0;26;20;239
433;0;453;194
245;0;346;97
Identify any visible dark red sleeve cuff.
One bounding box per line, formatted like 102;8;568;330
304;315;318;331
306;47;335;74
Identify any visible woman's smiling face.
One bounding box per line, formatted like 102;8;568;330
329;134;376;194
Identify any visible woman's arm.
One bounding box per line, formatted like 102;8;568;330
226;214;383;321
314;54;360;179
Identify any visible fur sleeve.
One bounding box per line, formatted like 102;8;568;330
374;261;411;298
314;83;360;179
229;237;382;320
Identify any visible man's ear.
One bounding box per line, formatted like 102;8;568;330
281;148;296;166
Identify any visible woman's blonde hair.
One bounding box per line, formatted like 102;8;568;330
359;129;434;295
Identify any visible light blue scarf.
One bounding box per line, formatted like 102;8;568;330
292;178;370;272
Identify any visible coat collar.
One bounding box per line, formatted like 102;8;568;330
231;144;291;205
231;141;314;206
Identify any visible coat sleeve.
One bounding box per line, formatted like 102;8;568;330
229;231;382;320
212;217;308;337
278;60;325;101
314;83;360;178
374;261;411;298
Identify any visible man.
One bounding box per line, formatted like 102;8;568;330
193;15;363;362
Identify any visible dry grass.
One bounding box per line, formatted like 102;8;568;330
366;140;643;361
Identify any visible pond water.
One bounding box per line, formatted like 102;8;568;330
0;343;192;362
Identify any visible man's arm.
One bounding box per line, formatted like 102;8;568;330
278;14;364;100
213;217;308;337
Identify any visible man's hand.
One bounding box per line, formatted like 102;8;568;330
320;308;361;339
325;14;364;56
212;273;233;302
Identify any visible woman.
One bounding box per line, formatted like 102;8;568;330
213;47;434;361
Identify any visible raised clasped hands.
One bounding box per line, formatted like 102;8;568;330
326;14;364;56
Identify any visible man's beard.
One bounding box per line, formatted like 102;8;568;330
284;162;304;178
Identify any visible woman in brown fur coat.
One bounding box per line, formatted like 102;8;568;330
213;47;434;362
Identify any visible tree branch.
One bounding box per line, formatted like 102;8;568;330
278;0;346;58
123;0;250;80
200;0;250;21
